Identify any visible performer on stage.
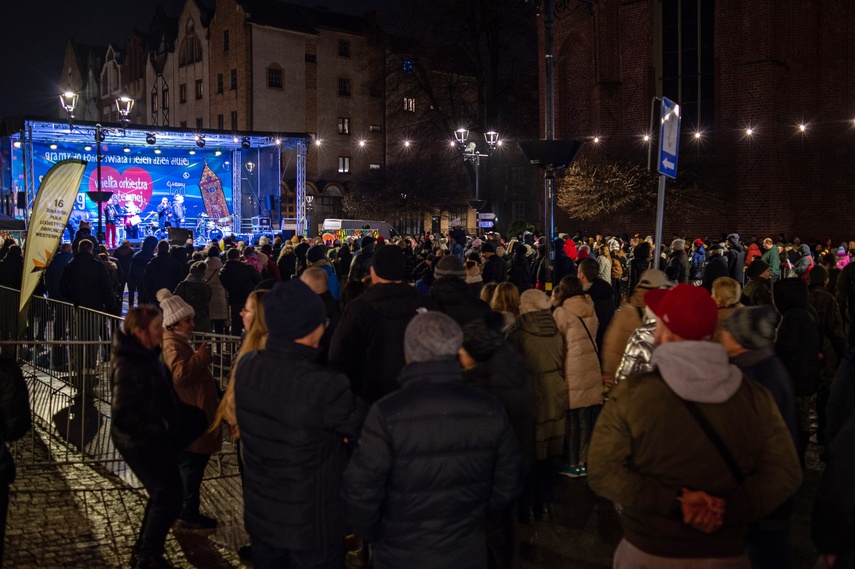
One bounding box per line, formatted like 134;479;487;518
124;197;142;239
157;197;172;232
104;196;120;248
171;195;186;229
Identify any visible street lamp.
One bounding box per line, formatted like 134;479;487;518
305;194;315;237
454;128;501;211
59;90;78;130
115;95;135;132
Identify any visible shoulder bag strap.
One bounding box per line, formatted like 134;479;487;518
677;397;746;485
575;315;599;356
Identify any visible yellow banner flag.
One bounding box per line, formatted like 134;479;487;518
19;159;88;315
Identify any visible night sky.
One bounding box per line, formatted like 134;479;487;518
0;0;388;120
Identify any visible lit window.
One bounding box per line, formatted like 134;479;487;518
338;156;351;173
404;97;415;112
338;117;350;135
369;124;381;132
369;163;381;171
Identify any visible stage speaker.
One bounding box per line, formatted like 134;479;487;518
168;227;193;246
265;195;278;211
16;192;27;209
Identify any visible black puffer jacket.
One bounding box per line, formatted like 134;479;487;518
463;344;535;471
669;249;690;284
430;276;490;327
703;254;730;291
728;242;747;285
144;254;185;299
774;278;823;397
219;258;262;306
110;330;180;450
235;340;366;550
587;277;615;350
342;358;522;569
329;282;436;404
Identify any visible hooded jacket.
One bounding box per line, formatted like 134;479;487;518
553;295;602;409
342;358;521;569
507;310;566;461
588;341;802;559
727;240;746;284
430;277;490;328
690;245;706;281
329;282;436;404
794;244;814;279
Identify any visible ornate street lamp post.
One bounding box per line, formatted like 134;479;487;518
453;128;501;212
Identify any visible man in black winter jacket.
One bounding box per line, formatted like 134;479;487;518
430;255;490;327
59;239;116;313
727;233;747;285
143;240;185;302
330;245;436;404
578;258;615;351
480;242;507;284
218;248;262;335
237;279;365;568
130;236;159;305
348;236;375;282
702;243;730;291
343;311;522;569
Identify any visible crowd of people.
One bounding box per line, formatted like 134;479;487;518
2;226;855;569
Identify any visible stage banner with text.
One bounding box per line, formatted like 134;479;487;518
19;159;87;315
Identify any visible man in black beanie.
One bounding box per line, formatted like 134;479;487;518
235;279;366;568
330;245;437;403
430;255;490;327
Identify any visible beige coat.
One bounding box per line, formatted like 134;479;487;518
162;330;222;454
553;295;603;409
601;288;647;376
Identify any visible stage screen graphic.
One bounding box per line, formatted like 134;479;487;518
14;141;233;229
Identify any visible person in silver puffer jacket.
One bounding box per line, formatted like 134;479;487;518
615;308;657;384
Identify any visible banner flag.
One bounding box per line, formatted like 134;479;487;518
198;160;230;222
19;159;88;316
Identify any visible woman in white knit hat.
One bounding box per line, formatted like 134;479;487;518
157;288;222;530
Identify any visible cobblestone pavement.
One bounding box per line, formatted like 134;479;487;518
7;427;824;569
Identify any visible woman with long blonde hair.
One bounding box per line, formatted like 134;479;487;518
211;290;269;440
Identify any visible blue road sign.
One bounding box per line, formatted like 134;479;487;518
658;97;681;179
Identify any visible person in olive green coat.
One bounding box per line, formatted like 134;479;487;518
507;289;565;522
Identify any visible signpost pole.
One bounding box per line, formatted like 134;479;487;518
654;174;666;270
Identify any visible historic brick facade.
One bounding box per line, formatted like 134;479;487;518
543;0;855;244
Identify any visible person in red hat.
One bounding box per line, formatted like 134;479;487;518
587;284;802;567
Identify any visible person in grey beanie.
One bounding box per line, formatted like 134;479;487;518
343;311;522;569
430;255;491;327
718;304;799;568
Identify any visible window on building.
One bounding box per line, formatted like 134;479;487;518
230;111;237;130
338;156;351;173
338;39;350;58
369;163;381;171
403;59;414;74
267;66;283;88
217;73;223;94
230;69;237;90
369;124;381;133
661;0;714;135
512;201;525;221
179;84;187;103
223;30;229;51
195;79;203;99
196;117;203;129
404;97;416;112
338;117;350;135
217;114;224;130
162;87;169;111
338;77;351;97
305;53;316;63
151;91;158;113
179;20;203;66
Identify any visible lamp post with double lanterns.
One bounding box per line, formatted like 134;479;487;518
61;90;135;243
453;128;501;213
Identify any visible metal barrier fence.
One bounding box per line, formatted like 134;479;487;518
0;286;242;480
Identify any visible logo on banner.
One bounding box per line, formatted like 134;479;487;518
88;166;154;210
